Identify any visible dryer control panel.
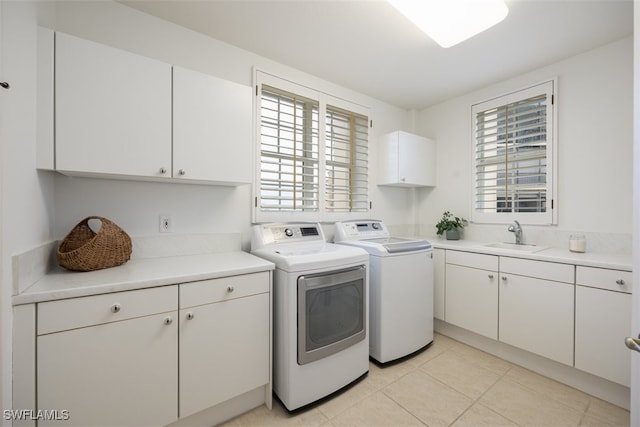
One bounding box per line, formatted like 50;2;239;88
251;223;325;248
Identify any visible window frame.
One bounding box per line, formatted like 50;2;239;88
253;70;371;223
470;79;558;225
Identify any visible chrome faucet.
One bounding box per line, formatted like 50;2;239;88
508;220;523;244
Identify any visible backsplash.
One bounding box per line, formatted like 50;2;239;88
12;224;631;297
416;223;632;255
12;233;243;296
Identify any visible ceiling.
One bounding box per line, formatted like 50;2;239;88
120;0;633;110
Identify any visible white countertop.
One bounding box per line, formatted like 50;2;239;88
432;239;632;271
13;251;275;305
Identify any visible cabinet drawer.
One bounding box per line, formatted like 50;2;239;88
576;266;632;293
500;257;574;284
446;250;498;271
180;271;270;309
38;286;178;335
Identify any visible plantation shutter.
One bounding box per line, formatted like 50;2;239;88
259;85;319;212
473;81;554;223
325;105;369;213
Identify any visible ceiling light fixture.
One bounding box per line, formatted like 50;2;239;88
388;0;509;48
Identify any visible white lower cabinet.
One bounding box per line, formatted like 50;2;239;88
179;272;270;418
433;248;445;320
498;257;575;366
37;286;179;426
575;266;632;386
445;251;498;339
35;272;272;426
440;249;634;389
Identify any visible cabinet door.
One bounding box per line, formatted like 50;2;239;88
445;264;498;339
499;274;574;365
378;131;436;187
433;248;445;320
37;311;178;426
55;32;172;177
173;66;252;183
397;133;436;186
575;286;631;386
179;292;270;418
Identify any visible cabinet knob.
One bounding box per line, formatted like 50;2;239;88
501;276;508;281
159;167;167;174
227;286;234;293
110;303;121;313
186;312;194;320
616;279;625;286
0;82;9;89
488;274;494;279
400;177;406;182
178;169;186;176
163;317;173;325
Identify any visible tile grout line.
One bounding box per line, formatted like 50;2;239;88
444;362;523;427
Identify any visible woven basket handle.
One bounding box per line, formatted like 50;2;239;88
81;216;107;233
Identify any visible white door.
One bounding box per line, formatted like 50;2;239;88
631;2;640;425
0;0;5;416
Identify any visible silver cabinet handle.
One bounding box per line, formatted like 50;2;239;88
227;286;234;293
625;335;640;353
178;169;186;176
186;312;194;320
616;279;625;286
163;317;173;326
110;303;121;313
159;167;167;174
488;274;494;279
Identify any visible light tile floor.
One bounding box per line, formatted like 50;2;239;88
223;333;630;426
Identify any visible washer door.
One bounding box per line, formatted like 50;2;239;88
297;265;366;365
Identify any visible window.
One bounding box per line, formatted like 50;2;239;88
471;80;556;225
325;105;369;213
259;86;319;213
255;72;370;222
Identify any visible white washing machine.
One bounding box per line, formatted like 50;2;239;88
334;220;433;363
251;223;370;411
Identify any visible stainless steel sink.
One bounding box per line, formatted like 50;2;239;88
482;242;548;253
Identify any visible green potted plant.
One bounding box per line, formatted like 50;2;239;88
435;211;467;240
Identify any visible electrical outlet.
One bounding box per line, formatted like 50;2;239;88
159;215;172;233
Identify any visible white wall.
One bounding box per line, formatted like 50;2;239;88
0;0;411;414
415;37;633;250
1;0;56;415
3;0;632;415
43;0;413;248
631;2;639;424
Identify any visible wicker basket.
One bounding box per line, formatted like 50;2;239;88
57;216;132;272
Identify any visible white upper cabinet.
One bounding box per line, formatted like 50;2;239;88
49;32;252;185
378;131;436;187
173;66;252;184
36;27;54;170
55;32;172;178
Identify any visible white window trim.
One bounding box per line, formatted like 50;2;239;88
470;79;558;225
253;69;371;224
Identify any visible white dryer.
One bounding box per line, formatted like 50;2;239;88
251;223;369;411
334;220;433;363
